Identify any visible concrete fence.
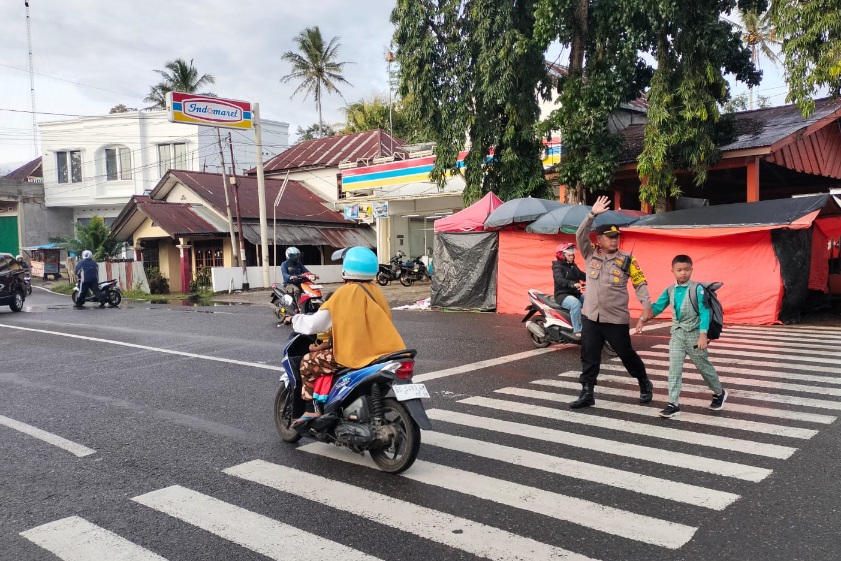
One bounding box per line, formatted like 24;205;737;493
211;265;343;292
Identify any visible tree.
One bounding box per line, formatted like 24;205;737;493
770;0;841;117
732;8;780;109
143;58;216;110
280;27;353;138
392;0;552;204
295;123;339;142
340;93;426;142
109;104;137;114
51;216;123;261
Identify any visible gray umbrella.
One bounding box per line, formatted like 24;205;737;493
483;197;566;229
525;205;640;234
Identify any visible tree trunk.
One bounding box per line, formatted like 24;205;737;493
569;0;588;77
566;181;585;205
655;196;669;214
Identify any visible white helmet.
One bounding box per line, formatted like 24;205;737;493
82;250;93;259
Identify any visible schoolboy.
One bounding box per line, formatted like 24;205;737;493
636;255;727;418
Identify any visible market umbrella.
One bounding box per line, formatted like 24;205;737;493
483;197;566;229
525;205;641;234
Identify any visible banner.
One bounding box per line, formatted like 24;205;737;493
373;201;389;218
343;204;359;220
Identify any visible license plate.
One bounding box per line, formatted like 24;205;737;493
392;383;430;401
308;284;323;289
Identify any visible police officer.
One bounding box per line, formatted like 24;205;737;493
570;195;654;409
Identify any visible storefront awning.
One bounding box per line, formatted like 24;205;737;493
240;223;375;248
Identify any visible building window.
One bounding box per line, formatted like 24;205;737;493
194;240;223;268
105;147;132;181
158;143;187;177
56;150;82;183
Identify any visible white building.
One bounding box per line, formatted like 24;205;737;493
40;110;289;225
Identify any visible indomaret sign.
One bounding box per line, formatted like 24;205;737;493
166;92;253;129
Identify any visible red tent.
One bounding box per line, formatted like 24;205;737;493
434;192;503;232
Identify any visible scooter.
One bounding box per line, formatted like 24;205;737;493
270;272;323;323
522;288;617;355
398;256;431;286
71;278;122;307
376;252;405;286
274;332;431;474
23;270;32;295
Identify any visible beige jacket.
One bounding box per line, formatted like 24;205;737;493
576;213;651;324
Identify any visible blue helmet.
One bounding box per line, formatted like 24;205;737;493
285;247;300;262
341;247;378;281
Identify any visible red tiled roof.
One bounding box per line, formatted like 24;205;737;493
164;170;352;225
136;199;218;236
3;156;42;181
254;129;406;174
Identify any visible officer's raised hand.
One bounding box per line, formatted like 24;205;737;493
591;195;611;215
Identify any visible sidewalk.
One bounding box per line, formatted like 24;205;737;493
210;281;432;309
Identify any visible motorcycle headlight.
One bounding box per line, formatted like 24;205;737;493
281;294;295;306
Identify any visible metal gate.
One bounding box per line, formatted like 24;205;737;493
0;216;19;255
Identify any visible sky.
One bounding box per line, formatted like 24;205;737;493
0;1;790;173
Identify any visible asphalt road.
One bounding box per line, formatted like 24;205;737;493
2;287;841;560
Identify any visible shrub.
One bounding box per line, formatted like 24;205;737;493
189;267;212;293
146;267;169;294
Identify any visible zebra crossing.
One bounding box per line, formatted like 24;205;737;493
18;325;841;560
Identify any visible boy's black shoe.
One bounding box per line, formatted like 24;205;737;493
659;403;681;418
710;388;728;411
639;378;654;404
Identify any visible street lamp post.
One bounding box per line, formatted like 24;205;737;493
386;50;395;154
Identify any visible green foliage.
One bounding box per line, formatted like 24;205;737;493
189;267;212;293
770;0;841;117
146;267;170;295
295;123;339;142
51;216;123;260
144;59;215;110
340;93;428;143
281;26;352;137
392;0;552;204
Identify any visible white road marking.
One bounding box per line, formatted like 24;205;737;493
727;325;841;336
417;432;740;509
427;409;772;481
20;516;167;561
459;396;797;459
636;351;841;375
709;341;841;356
225;460;600;561
513;384;817;439
299;444;697;548
711;336;841;351
132;485;381;560
549;374;837;424
0;324;283;371
602;363;841;397
651;344;840;364
622;358;841;386
583;371;841;411
0;415;96;457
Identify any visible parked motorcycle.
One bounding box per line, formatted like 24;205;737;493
398;256;431;287
376;252;405;286
71;278;122;307
522;288;617;356
270;272;323;323
274;332;430;473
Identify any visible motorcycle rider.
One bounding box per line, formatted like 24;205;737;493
553;243;586;337
290;246;405;426
74;250;105;308
15;255;29;271
281;247;311;306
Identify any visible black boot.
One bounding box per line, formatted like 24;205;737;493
639;377;654;404
569;383;595;409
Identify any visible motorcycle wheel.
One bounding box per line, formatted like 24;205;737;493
376;271;390;286
273;385;302;443
71;290;79;306
528;316;551;348
603;340;619;357
108;291;122;307
369;398;421;474
399;276;414;287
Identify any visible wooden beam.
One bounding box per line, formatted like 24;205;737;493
746;156;760;202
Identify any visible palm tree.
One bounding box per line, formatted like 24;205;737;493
280;27;353;137
733;9;781;110
144;58;216;110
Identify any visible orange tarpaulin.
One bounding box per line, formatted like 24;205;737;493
496;229;785;325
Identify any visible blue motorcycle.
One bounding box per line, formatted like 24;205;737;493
274;333;431;474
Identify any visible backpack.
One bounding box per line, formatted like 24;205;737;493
688;281;724;340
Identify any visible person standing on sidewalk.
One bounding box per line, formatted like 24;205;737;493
569;195;654;409
636;254;727;418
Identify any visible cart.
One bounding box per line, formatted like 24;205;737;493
22;244;63;280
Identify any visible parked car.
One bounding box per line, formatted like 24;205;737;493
0;253;27;312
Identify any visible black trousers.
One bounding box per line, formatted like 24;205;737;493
77;281;103;306
580;316;647;386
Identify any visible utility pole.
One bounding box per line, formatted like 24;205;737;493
386;50;395;155
24;0;38;158
227;132;249;290
252;103;271;288
272;171;290;283
216;129;239;267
